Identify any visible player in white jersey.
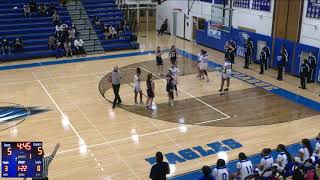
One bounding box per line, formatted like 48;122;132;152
133;67;143;104
219;57;232;92
235;152;254;180
169;64;180;96
198;50;210;82
212;159;229;180
294;139;313;164
275;144;293;174
197;50;203;78
314;133;320;158
257;148;274;178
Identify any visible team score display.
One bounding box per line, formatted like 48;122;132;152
37;147;43;155
4;165;8;172
37;165;41;172
17;165;28;172
17;142;31;150
7;147;11;155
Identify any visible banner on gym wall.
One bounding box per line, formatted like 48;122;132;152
233;0;250;9
207;22;222;39
252;0;271;11
214;0;229;5
306;0;320;19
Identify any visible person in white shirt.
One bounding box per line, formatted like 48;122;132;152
219;57;232;92
74;37;86;56
294;139;313;164
133;67;143;104
212;159;229;180
199;50;209;82
235;152;254;180
169;64;180;96
275;144;293;173
256;148;274;178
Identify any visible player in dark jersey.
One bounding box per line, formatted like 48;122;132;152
155;46;163;76
166;69;175;107
169;45;178;65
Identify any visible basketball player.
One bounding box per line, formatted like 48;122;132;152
199;166;215;180
277;47;288;81
275;144;293;174
235;152;254;180
229;40;236;64
299;59;309;90
166;69;175;107
259;48;267;74
169;64;180;96
169;45;178;65
146;73;155;110
256;148;274;179
219;57;232;92
155;46;163;76
307;52;317;83
212;159;229;180
199;50;210;82
133;67;143;104
262;44;270;70
294;139;313;164
197;50;203;79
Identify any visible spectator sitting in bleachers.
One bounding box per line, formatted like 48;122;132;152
55;40;64;59
116;25;123;38
48;36;57;50
199;166;214;180
23;5;31;18
93;16;102;27
55;23;62;37
60;0;67;7
48;3;57;16
74;37;86;56
122;20;130;32
13;38;23;53
68;26;76;40
108;25;117;39
29;0;37;16
52;11;60;26
1;37;11;55
64;40;72;57
38;3;47;16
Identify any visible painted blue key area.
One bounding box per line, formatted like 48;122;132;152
169;139;317;180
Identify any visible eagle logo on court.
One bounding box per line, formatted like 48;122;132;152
239;32;250;43
0;104;49;131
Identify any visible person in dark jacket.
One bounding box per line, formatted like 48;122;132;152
149;152;170;180
158;19;168;36
13;38;23;52
1;37;11;55
299;59;309;90
244;39;251;69
307;52;317;83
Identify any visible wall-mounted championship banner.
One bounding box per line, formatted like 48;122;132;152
214;0;229;5
306;0;320;19
207;21;222;39
233;0;250;9
251;0;271;11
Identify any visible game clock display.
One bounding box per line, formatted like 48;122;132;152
1;142;43;178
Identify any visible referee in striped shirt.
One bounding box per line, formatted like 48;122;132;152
24;143;60;180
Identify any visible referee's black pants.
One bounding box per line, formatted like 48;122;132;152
277;66;283;80
112;84;121;108
244;55;249;69
300;74;307;89
260;60;265;74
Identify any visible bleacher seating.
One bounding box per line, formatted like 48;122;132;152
81;0;139;51
0;0;71;61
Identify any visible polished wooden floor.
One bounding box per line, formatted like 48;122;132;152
0;31;319;179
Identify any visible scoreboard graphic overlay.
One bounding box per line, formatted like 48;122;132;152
1;142;43;178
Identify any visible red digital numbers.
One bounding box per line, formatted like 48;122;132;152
16;142;31;150
17;165;28;172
